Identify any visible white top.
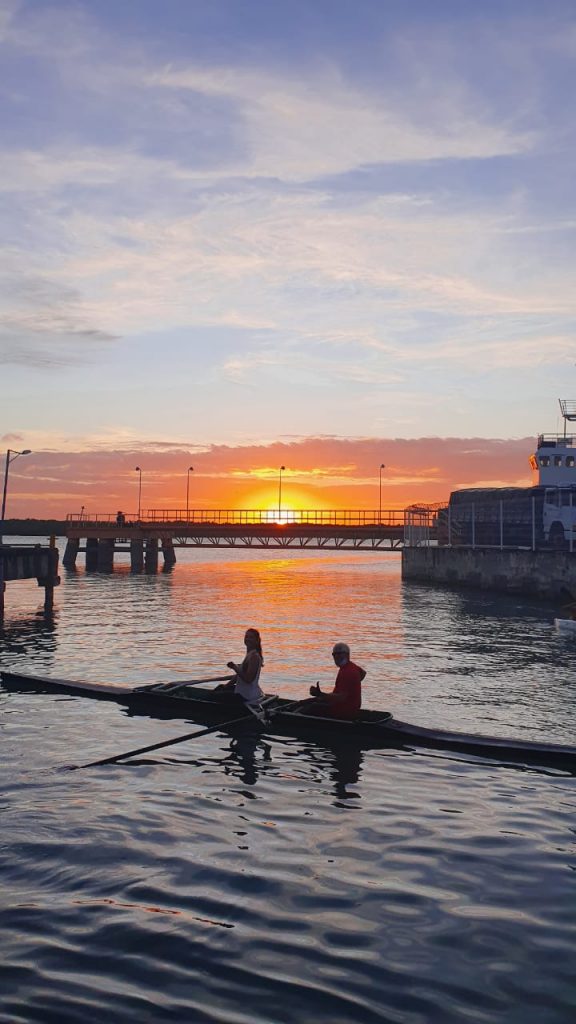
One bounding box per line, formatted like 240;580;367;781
234;654;264;703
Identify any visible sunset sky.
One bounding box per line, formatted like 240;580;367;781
2;0;575;517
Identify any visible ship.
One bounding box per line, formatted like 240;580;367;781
443;400;576;550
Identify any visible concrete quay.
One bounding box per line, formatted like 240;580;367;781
402;546;576;602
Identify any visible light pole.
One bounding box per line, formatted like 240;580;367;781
186;466;194;521
278;465;286;519
135;466;142;519
379;463;386;523
1;449;32;533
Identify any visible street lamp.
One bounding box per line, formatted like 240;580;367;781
1;449;32;528
135;466;142;519
186;466;194;521
379;463;386;523
278;465;286;519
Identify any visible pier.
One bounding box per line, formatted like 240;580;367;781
0;538;60;617
63;509;408;570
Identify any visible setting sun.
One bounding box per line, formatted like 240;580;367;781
263;506;295;525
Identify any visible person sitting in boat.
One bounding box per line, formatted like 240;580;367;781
309;642;366;718
216;628;265;703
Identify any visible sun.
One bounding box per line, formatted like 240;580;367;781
263;506;296;525
242;485;332;522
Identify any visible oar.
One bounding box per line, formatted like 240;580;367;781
134;675;231;693
71;696;312;770
71;710;260;770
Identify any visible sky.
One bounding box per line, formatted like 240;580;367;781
1;0;575;516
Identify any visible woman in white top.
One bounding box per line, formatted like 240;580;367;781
221;628;264;703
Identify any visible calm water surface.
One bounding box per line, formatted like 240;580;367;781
1;543;575;1023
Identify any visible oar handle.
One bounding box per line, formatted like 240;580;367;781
134;675;232;693
175;675;232;685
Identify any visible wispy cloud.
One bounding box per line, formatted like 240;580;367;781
150;63;535;182
0;270;117;366
0;1;575;440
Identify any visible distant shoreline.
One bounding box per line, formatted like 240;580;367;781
1;519;66;536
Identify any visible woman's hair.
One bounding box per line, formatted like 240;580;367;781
246;628;264;664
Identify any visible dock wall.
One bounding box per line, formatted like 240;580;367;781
0;542;60;616
402;546;576;601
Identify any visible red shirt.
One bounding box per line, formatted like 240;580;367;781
328;661;364;718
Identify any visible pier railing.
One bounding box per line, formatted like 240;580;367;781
66;508;406;527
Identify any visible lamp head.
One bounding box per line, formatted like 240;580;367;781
135;466;141;471
22;449;32;456
280;465;286;471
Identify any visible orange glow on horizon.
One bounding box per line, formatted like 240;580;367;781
4;435;534;519
242;486;333;514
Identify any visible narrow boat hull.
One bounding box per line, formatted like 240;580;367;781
554;617;576;634
1;670;575;770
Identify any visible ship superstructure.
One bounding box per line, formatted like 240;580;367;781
445;399;576;550
530;400;576;486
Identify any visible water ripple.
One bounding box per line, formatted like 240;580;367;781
2;547;576;1021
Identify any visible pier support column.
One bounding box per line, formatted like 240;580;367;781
97;538;115;572
130;539;144;572
86;537;99;571
145;537;159;572
37;539;60;613
63;537;80;568
161;537;176;567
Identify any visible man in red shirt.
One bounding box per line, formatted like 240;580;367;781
309;642;366;718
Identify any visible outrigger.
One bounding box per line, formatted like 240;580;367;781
1;670;575;771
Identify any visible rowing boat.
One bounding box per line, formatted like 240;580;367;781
2;669;575;770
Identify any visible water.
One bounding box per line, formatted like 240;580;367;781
1;543;575;1023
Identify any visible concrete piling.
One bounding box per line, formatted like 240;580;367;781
85;537;99;571
145;537;159;572
97;538;115;572
63;537;80;568
161;537;176;567
130;539;144;572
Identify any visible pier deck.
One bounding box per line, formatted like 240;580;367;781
64;509;409;569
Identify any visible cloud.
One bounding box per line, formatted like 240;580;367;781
0;1;574;430
6;432;536;519
150;63;535;182
0;0;20;40
0;269;117;366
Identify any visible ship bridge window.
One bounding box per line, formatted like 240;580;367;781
562;491;574;507
539;456;550;467
554;455;563;466
567;456;575;467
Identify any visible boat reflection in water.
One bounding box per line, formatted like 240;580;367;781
219;735;365;799
224;735;273;786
